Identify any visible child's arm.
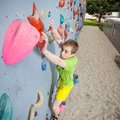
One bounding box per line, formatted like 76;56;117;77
43;50;66;68
49;20;63;45
41;32;66;68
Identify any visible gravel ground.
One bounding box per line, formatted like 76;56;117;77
59;26;120;120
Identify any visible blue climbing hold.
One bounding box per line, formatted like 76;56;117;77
74;0;76;5
41;58;47;71
73;74;79;85
48;11;51;17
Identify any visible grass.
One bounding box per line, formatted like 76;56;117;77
83;19;104;31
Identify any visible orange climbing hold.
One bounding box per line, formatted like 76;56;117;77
64;24;68;41
77;7;80;17
59;0;65;8
27;2;44;34
69;0;73;7
27;2;46;51
73;8;76;19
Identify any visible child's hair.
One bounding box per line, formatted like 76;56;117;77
62;39;79;54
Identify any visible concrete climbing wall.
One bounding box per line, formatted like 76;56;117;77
0;0;86;119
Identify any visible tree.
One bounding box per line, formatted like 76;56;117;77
86;0;120;22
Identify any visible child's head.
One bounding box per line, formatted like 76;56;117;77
60;39;79;59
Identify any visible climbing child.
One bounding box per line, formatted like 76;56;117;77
38;20;79;120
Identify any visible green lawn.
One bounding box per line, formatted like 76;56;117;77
83;19;104;31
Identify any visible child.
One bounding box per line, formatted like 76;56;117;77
39;20;79;120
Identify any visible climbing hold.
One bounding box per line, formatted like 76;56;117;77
46;31;54;43
69;0;73;7
79;3;81;7
36;38;46;52
2;20;40;64
60;14;65;24
80;12;83;17
77;16;79;21
41;58;47;71
48;11;51;17
47;25;52;32
64;24;68;41
59;0;65;8
74;0;76;5
27;2;44;34
73;74;79;85
77;7;80;17
34;111;37;117
41;9;47;18
28;91;43;120
73;8;76;19
0;93;12;120
27;2;44;44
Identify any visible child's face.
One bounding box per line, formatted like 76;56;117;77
60;45;74;59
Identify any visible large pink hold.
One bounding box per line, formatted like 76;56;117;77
2;20;40;64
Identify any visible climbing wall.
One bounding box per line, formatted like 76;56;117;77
0;0;86;120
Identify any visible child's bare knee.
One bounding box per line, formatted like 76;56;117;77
52;104;57;112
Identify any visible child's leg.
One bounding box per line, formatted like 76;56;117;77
52;85;73;117
52;99;62;117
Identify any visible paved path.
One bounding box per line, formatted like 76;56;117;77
59;26;120;120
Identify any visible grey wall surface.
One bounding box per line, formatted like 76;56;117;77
104;18;120;53
0;0;86;119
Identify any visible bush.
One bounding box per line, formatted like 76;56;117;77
98;23;104;31
83;19;104;31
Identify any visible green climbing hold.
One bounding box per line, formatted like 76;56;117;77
60;14;65;24
0;93;12;120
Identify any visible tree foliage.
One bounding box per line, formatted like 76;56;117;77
86;0;120;22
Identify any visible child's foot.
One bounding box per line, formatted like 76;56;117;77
51;115;58;120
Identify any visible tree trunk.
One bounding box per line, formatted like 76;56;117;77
98;13;102;23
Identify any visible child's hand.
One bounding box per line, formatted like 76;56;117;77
37;32;48;52
49;20;55;31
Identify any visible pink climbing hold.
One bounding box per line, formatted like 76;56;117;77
2;20;40;64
